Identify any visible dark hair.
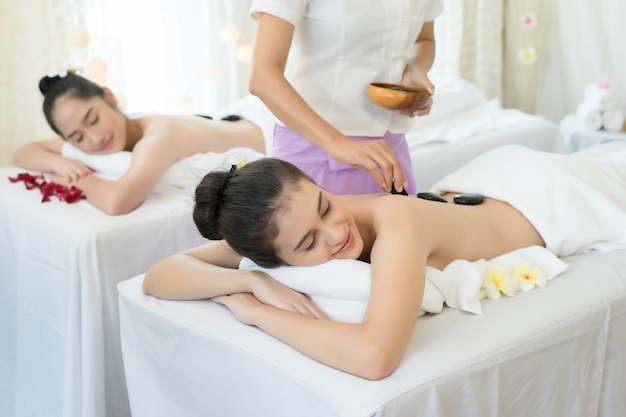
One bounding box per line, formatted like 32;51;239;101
39;72;107;136
193;158;312;268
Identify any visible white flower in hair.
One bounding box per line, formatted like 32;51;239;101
222;154;248;172
47;62;82;78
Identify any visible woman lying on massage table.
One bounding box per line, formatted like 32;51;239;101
13;70;265;215
142;145;626;380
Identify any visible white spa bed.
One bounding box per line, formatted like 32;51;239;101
0;77;561;417
0;165;207;417
118;248;626;417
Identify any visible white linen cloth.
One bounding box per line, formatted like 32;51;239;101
61;142;264;191
214;94;276;154
0;165;206;417
406;76;547;146
117;249;626;417
240;246;568;323
431;145;626;256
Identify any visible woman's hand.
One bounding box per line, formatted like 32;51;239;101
212;293;265;325
214;289;327;326
326;137;407;193
249;272;328;319
51;158;92;184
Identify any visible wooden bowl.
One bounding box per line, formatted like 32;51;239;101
366;83;431;112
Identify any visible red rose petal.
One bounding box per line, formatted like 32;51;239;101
8;172;86;204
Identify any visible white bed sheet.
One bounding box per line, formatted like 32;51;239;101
407;105;561;191
118;249;626;417
0;166;206;417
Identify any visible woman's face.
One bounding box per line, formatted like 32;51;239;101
52;94;128;154
274;179;364;266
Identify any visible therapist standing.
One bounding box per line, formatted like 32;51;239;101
248;0;444;195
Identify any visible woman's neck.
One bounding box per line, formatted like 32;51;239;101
124;117;144;151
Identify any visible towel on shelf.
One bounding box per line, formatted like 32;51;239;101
576;100;603;131
61;142;264;192
239;246;568;324
584;82;620;111
602;107;626;132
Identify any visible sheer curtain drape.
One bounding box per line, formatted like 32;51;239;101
0;0;83;166
2;1;624;165
431;0;503;101
83;0;255;115
433;0;626;122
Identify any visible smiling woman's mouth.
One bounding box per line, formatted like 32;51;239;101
100;137;113;151
335;229;353;255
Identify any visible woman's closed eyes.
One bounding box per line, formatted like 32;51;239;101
303;197;333;251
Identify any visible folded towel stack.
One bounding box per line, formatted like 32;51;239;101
577;80;625;132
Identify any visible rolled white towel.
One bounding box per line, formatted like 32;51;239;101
584;83;620;111
576;100;603;131
602;107;626;132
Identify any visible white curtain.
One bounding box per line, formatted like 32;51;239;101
83;0;256;115
0;0;83;166
530;0;626;122
431;0;504;101
433;0;626;123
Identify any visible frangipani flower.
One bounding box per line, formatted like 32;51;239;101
514;262;546;291
518;47;537;65
482;264;518;300
223;155;248;172
520;13;537;30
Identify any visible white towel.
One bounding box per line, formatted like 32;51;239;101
431;145;626;256
61;142;264;192
62;143;132;181
576;100;603;131
214;94;276;155
239;246;568;324
602;107;625;132
584;82;620;111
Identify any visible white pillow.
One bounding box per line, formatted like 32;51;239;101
239;246;569;324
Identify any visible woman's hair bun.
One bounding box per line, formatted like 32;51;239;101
39;75;62;95
193;170;231;241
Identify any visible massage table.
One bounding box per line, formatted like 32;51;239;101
0;76;562;417
118;248;626;417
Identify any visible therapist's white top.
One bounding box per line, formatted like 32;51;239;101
250;0;444;137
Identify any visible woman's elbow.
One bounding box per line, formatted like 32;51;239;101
142;268;157;295
355;342;402;381
97;196;143;215
248;66;274;99
248;72;263;98
142;263;167;296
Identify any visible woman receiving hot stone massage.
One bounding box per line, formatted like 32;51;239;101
13;71;266;215
142;145;626;380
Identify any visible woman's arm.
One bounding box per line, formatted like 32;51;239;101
216;199;429;380
58;122;184;214
143;241;327;319
13;139;92;182
249;13;406;193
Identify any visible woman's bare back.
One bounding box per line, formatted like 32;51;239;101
350;193;546;271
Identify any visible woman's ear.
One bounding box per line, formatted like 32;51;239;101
102;86;118;106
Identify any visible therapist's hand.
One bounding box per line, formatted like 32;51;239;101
326;136;407;193
396;68;435;118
